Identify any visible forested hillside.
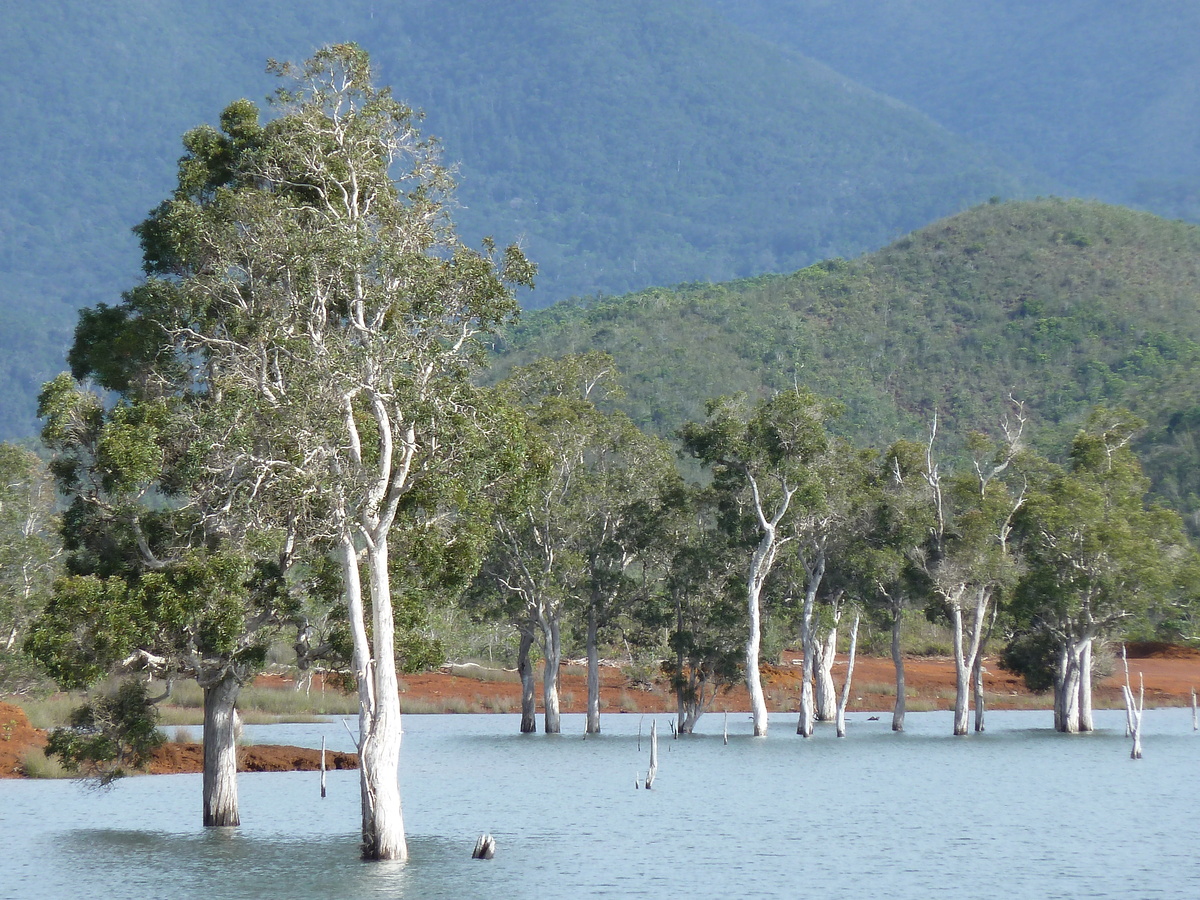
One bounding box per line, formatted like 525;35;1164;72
0;0;1046;439
6;2;1197;442
490;199;1200;530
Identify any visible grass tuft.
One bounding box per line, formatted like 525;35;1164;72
20;747;72;779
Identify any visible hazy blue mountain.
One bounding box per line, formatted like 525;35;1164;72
0;0;1044;439
703;0;1200;217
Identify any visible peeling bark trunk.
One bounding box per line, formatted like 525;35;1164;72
796;570;820;738
972;652;986;733
1056;641;1083;734
541;616;562;734
890;600;906;732
835;613;860;738
517;625;536;734
679;701;701;735
586;603;600;735
814;626;838;722
359;537;405;861
951;605;970;736
202;669;241;827
746;572;769;737
1078;638;1094;733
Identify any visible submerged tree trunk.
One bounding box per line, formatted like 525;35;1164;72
746;573;769;737
1078;638;1094;733
358;537;406;861
814;625;838;722
517;624;537;734
541;616;562;734
835;613;860;738
1053;643;1069;732
972;652;986;733
1056;641;1083;734
950;605;970;736
202;669;242;827
586;602;601;735
890;600;906;732
679;696;701;735
796;567;822;738
950;587;989;736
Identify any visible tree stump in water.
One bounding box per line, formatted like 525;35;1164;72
472;834;496;859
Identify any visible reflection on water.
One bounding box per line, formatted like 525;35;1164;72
2;709;1198;899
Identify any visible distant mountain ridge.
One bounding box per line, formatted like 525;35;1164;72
704;0;1200;217
0;0;1047;438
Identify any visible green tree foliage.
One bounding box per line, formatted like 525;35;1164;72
633;482;743;733
471;353;674;734
43;680;165;786
0;443;60;695
1007;408;1200;732
28;374;306;821
859;439;938;731
770;435;878;736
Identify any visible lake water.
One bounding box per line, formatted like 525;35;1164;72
2;709;1198;899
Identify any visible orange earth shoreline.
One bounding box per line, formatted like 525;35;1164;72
4;644;1199;778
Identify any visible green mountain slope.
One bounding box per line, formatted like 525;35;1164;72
490;199;1200;526
0;0;1044;439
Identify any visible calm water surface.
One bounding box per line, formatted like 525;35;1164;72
2;709;1197;899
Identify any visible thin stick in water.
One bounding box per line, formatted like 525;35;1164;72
644;720;658;789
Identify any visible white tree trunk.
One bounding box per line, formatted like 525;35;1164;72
1054;643;1069;732
950;587;988;736
835;613;860;738
644;720;658;789
1056;641;1083;734
586;603;601;735
746;571;769;737
972;652;986;733
517;625;537;734
541;616;562;734
950;605;970;736
890;601;906;732
359;537;406;861
202;669;241;827
1078;637;1094;732
796;576;819;738
814;625;838;721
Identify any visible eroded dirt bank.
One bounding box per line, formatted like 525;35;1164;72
4;643;1199;777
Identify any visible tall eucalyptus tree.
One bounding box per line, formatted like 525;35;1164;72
473;353;669;734
1010;408;1198;733
633;483;743;735
681;389;832;736
29;376;298;823
916;408;1026;735
51;44;532;859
